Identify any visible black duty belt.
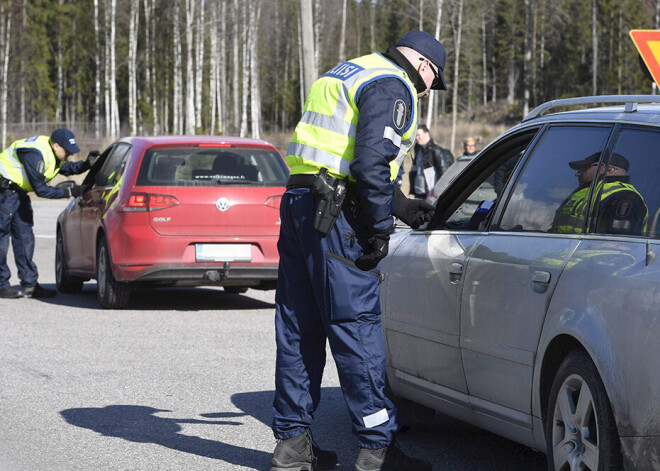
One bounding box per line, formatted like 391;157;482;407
287;172;345;191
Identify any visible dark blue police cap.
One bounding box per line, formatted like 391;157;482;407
569;152;630;171
51;128;80;155
396;30;447;90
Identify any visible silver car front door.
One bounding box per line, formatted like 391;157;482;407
459;125;614;429
384;230;482;402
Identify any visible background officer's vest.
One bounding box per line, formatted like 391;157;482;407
0;136;61;192
286;52;418;182
555;180;648;234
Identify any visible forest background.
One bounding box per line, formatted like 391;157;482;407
0;0;658;161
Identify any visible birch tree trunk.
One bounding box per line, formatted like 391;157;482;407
369;0;375;52
150;0;158;134
173;0;183;134
507;0;515;104
195;0;206;129
128;0;139;135
482;7;487;106
338;0;347;62
240;36;248;137
313;0;322;75
210;3;218;133
94;0;101;138
219;0;226;133
185;0;196;134
249;1;261;139
56;0;63;123
450;0;463;153
299;0;315;99
0;6;11;148
592;0;597;95
425;0;444;129
20;0;25;127
232;0;240;133
523;0;533;117
108;0;119;136
104;0;111;137
418;0;424;29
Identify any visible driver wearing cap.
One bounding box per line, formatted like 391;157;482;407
553;152;648;235
0;129;96;299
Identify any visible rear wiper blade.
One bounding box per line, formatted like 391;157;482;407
215;178;249;185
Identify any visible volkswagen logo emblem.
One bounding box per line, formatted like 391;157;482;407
216;197;231;212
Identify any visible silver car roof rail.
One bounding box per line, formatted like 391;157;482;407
523;95;660;122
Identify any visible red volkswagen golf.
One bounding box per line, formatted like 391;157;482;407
55;136;289;309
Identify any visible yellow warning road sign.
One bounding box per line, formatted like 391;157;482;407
630;30;660;87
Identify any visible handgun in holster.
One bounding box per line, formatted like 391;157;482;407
312;168;347;235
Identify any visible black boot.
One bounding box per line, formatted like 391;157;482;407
271;429;337;471
20;283;56;298
354;442;431;471
0;286;20;298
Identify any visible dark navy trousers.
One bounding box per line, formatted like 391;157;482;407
272;188;397;449
0;190;37;289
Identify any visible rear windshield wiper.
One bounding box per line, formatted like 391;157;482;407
215;178;250;185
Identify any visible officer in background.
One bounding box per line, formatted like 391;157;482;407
0;129;95;298
410;124;453;202
552;152;648;235
272;31;445;471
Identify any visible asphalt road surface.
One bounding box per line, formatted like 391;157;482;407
0;199;547;471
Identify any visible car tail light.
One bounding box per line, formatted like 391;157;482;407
265;195;282;210
123;193;179;212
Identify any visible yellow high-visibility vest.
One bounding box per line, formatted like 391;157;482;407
286;52;418;182
555;180;648;234
0;136;61;192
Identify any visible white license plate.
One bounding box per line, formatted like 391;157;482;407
195;244;252;262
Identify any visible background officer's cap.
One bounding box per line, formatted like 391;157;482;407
51;128;80;155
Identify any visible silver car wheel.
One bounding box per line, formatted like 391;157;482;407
97;244;107;299
551;373;599;471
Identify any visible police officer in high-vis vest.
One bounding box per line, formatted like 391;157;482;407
553;152;648;236
0;129;95;299
271;31;446;471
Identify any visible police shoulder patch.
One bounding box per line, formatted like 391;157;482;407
37;161;45;175
392;100;407;129
615;200;632;218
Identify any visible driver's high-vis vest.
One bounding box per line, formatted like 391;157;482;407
0;136;61;192
286;52;418;182
555;180;648;234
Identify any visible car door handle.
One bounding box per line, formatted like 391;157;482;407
532;270;551;284
449;263;464;283
531;270;551;293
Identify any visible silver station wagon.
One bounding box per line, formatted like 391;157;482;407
381;96;660;471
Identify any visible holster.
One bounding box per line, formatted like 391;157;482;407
287;168;348;235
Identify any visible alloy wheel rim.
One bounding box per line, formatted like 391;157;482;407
551;373;599;471
98;246;106;298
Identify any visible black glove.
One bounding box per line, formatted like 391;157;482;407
355;231;390;271
82;150;100;171
392;185;435;229
69;184;86;198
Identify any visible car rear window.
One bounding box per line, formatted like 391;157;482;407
135;147;289;187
